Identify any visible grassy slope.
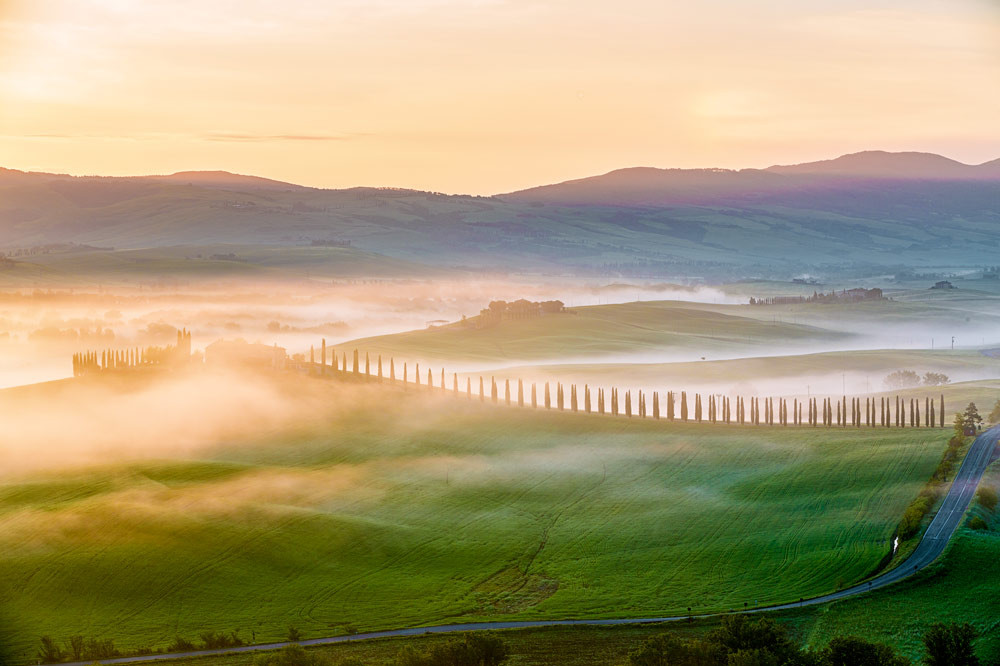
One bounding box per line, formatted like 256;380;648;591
344;301;847;364
0;244;443;286
0;374;947;658
5;173;1000;273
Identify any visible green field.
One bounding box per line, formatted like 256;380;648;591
0;372;953;660
346;300;848;364
64;461;1000;666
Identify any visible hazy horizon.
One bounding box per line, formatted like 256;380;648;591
2;0;999;194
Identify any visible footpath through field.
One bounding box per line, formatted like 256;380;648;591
62;426;1000;666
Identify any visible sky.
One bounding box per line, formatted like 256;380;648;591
0;0;999;194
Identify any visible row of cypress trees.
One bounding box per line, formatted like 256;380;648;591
309;342;948;428
71;330;193;377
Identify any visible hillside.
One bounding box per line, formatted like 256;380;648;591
2;152;1000;278
343;300;848;365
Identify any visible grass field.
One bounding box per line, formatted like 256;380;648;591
481;351;1000;398
58;462;1000;666
0;371;954;661
345;300;848;365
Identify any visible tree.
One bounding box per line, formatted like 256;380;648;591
287;626;302;642
988;399;1000;425
922;623;979;666
884;370;921;390
962;403;983;433
821;636;910;666
923;372;950;386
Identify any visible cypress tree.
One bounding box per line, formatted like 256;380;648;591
556;383;563;410
653;392;660;419
427;367;433;389
480;376;485;401
441;368;445;391
321;339;326;373
415;363;420;386
625;390;632;417
681;391;688;421
454;372;459;393
612;388;619;416
597;388;604;414
467;376;472;398
584;385;591;412
353;349;359;374
667;391;674;420
377;355;383;381
571;385;577;412
545;382;551;409
940;394;945;428
531;382;537;408
518;379;524;406
390;358;396;381
925;396;930;427
366;353;371;376
491;376;498;402
505;379;511;405
403;362;408;385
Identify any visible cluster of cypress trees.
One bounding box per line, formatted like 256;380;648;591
307;343;951;429
71;329;193;377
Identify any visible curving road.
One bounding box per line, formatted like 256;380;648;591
62;426;1000;666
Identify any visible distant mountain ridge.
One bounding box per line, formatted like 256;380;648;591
1;151;999;278
501;151;1000;207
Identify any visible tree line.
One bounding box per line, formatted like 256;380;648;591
304;343;951;429
71;329;192;377
40;616;982;666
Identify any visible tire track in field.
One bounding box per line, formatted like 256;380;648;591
298;469;563;624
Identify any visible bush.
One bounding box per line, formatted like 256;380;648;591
168;637;197;652
396;633;509;666
976;487;998;511
199;631;245;650
822;636;910;666
254;645;331;666
923;623;980;666
968;516;988;531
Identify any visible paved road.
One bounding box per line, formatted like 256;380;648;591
63;426;1000;666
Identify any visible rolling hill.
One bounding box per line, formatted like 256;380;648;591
2;151;999;279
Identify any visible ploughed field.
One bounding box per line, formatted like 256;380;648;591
0;374;947;656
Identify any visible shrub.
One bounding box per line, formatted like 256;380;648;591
923;623;980;666
968;516;988;531
168;637;196;652
395;633;509;666
822;635;910;666
976;487;998;511
254;645;330;666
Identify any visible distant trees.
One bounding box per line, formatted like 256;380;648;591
923;372;951;387
988;399;1000;425
884;370;921;390
474;299;565;327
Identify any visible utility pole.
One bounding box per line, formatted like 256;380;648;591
952;336;955;350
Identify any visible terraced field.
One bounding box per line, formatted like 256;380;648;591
0;373;949;659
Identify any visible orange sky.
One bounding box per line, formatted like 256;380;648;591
1;0;998;194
